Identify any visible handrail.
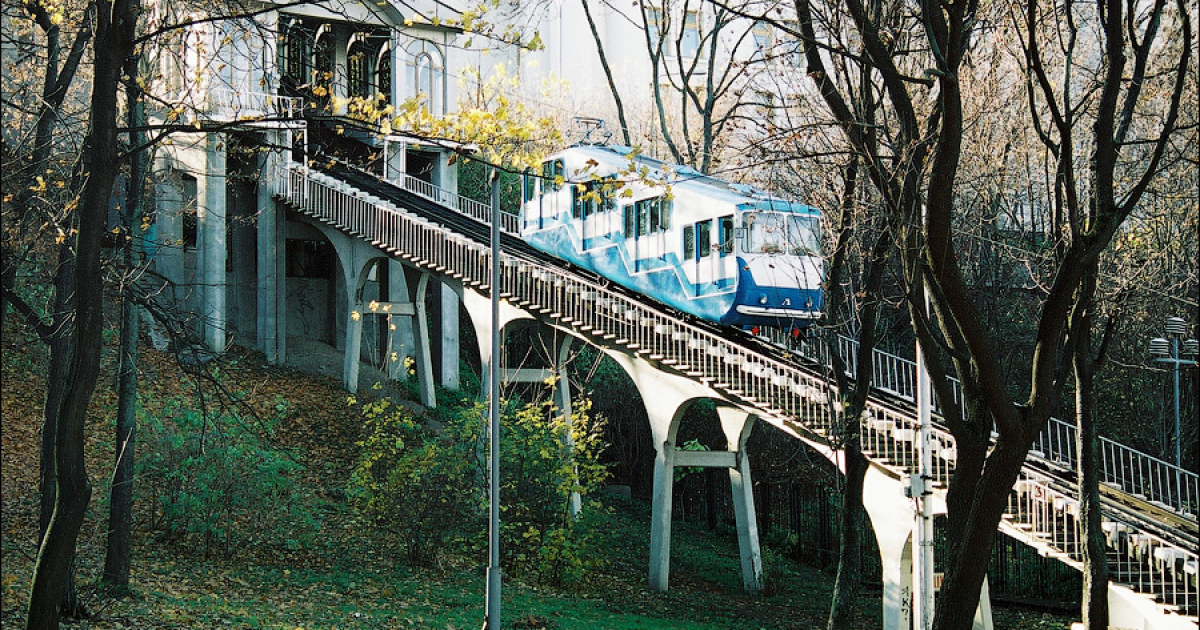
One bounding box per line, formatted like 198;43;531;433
823;331;1199;518
760;325;1198;518
388;171;520;234
304;159;1198;519
274;161;1198;620
205;88;303;122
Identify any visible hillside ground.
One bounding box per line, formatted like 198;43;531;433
0;320;1075;629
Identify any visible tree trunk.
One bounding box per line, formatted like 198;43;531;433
102;49;147;594
1073;270;1110;629
26;1;134;626
38;238;86;620
827;446;867;630
932;441;1028;630
102;291;137;591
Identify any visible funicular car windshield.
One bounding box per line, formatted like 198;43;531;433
743;211;821;256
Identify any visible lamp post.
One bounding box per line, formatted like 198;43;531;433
484;169;502;630
1149;316;1198;469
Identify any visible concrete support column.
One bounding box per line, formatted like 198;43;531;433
385;258;415;380
341;258;434;406
275;225;287;366
254;145;277;357
408;272;435;407
440;282;460;389
197;135;227;352
435;150;459;205
862;465;915;630
717;406;763;594
648;413;681;593
554;336;579;517
601;351;741;593
344;286;364;393
975;576;994;630
384;140;406;186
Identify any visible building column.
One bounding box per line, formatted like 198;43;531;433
148;167;184;351
197;135;227;352
256;143;281;362
152;167;184;291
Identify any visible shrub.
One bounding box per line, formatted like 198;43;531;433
347;397;484;567
139;401;316;557
498;398;609;587
347;393;610;586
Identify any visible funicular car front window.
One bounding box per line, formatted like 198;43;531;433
788;215;821;255
745;212;787;253
745;212;820;255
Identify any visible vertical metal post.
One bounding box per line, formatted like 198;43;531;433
1172;336;1181;469
914;334;935;630
484;169;502;630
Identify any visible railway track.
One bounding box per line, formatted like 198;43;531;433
321;156;1198;550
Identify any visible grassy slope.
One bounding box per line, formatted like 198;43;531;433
0;322;1073;629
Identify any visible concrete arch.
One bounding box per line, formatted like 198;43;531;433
300;219;432;400
600;350;764;593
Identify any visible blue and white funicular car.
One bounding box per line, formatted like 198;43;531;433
520;145;824;331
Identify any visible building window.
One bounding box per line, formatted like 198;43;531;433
415;52;433;103
680;11;700;58
376;44;391;102
280;21;311;96
347;41;370;99
753;22;772;51
311;28;334;110
406;44;444;114
647;7;665;38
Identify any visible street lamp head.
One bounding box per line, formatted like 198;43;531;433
1165;316;1187;336
1150;337;1171;358
1184;339;1199;358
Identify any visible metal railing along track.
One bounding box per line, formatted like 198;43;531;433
272;159;1198;622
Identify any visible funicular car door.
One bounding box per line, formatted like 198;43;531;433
717;215;736;285
686;219;715;292
540;159;564;229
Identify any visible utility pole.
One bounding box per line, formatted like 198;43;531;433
484;169;502;630
913;335;935;630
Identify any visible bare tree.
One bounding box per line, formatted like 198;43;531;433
579;0;633;146
25;0;137;626
710;0;1194;625
1013;0;1194;624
